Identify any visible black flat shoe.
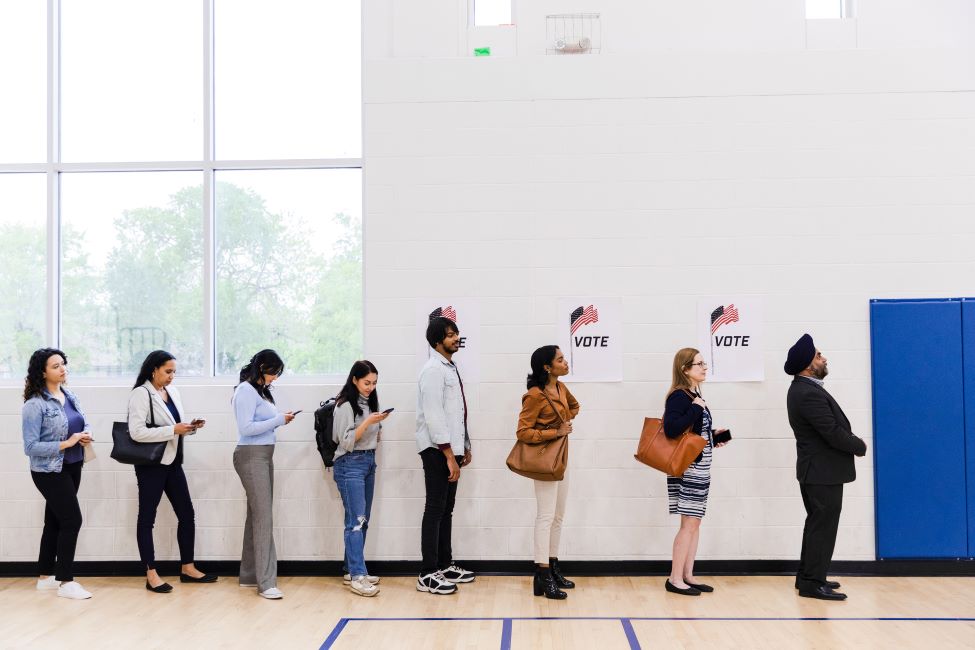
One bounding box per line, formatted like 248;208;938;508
665;579;701;596
180;573;218;583
798;585;847;601
146;580;173;593
685;581;713;593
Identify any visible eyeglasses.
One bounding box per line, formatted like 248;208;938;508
688;362;708;369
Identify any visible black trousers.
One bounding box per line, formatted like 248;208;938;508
135;463;196;569
31;461;84;582
796;482;843;591
420;448;461;575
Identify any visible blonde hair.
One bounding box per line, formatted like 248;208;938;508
666;347;702;401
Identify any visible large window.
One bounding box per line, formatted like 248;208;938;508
0;1;362;379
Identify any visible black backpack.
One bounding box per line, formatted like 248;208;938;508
314;398;339;468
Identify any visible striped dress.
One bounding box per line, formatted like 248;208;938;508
667;405;713;518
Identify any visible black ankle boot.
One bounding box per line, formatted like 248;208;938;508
549;557;575;589
533;567;567;600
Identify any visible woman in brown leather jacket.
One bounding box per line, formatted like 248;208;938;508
516;345;580;599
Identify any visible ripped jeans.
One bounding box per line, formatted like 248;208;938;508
333;450;376;578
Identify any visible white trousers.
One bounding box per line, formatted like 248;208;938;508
533;475;569;564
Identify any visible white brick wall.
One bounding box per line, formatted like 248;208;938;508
1;2;973;564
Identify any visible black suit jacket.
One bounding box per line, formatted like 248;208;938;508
786;377;867;485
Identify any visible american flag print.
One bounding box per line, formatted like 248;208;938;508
710;304;740;334
429;305;457;322
570;304;599;335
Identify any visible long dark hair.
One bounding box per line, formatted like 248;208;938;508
133;350;176;389
526;345;560;390
238;349;285;403
24;348;67;402
336;360;379;417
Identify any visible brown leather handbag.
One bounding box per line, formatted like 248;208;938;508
506;392;569;481
634;392;707;476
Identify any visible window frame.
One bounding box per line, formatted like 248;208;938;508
0;0;363;385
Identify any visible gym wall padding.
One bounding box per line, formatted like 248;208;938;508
870;298;969;559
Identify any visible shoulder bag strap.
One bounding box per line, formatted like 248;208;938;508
144;386;157;426
539;388;565;425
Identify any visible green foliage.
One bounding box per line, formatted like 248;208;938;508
25;181;362;377
0;223;46;377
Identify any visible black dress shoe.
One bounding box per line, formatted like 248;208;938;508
146;580;173;593
180;573;218;583
795;579;842;590
798;585;847;601
665;579;701;596
685;581;714;593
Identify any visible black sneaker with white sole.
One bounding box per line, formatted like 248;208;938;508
440;564;475;583
416;571;458;595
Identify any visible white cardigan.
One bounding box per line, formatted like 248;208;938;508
127;381;187;466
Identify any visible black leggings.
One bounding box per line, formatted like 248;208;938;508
31;461;83;582
135;463;196;570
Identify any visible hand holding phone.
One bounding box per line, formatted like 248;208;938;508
713;429;732;445
381;407;394;415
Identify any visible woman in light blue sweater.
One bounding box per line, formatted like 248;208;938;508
232;349;295;599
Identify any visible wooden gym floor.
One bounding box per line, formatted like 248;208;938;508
1;575;973;649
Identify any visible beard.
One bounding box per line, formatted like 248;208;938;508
811;364;829;380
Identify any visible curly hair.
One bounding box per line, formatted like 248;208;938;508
23;348;67;402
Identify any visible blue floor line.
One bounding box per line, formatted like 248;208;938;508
319;618;349;650
330;616;975;622
621;618;642;650
500;618;513;650
320;614;975;648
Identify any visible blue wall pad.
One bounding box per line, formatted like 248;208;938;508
870;299;968;559
962;299;975;557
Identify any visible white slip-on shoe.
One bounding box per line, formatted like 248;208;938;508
348;576;380;597
343;573;380;585
36;576;59;591
259;587;284;599
57;581;92;600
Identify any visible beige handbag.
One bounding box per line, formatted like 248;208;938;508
506;391;569;481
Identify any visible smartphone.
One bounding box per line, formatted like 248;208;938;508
292;410;303;415
713;429;732;444
382;407;395;415
190;418;205;426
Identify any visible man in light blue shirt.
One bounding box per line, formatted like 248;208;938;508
415;316;475;595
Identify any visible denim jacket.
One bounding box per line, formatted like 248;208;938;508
22;387;89;473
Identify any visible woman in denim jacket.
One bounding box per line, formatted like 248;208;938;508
21;348;93;600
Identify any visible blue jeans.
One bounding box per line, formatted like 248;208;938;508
333;450;376;577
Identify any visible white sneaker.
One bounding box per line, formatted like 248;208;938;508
348;576;380;597
343;573;380;585
259;587;283;599
57;581;92;600
36;576;59;591
440;564;475;584
416;571;457;595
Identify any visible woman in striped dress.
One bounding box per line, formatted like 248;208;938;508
662;348;730;596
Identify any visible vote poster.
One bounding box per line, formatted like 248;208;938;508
696;297;765;382
556;297;623;382
415;299;481;384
